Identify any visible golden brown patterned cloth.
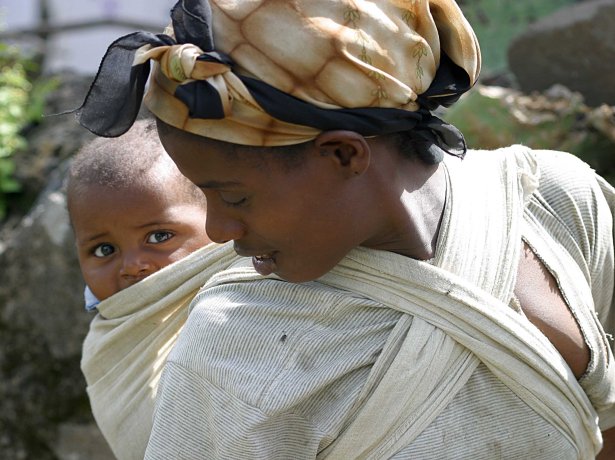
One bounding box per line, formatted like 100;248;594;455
77;0;480;159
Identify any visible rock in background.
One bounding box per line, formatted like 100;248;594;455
0;74;113;459
459;0;576;76
443;84;615;184
508;0;615;106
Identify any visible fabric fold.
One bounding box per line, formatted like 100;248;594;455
191;146;603;458
81;243;237;460
81;147;613;459
314;146;600;458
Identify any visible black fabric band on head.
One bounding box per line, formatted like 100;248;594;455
177;76;425;136
171;0;215;51
76;32;174;138
74;0;470;162
176;80;226;120
417;52;473;110
177;73;467;161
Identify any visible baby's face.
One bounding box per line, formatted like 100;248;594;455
71;183;210;301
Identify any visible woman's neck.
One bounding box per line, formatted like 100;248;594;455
364;160;447;260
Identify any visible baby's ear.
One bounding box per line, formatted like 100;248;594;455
314;131;370;177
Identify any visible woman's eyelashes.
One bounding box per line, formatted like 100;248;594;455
199;188;248;208
219;192;248;207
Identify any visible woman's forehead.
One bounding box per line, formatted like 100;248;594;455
160;127;309;178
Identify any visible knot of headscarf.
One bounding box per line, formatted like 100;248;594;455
153;44;212;83
134;42;234;118
76;0;481;161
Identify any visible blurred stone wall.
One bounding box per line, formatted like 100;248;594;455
0;73;113;459
508;0;615;106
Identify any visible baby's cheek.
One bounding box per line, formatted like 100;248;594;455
162;245;197;266
199;232;213;246
185;232;213;252
85;272;116;302
82;259;124;301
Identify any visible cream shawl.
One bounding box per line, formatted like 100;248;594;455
317;148;606;458
81;243;238;460
321;147;615;459
83;147;614;459
186;146;606;458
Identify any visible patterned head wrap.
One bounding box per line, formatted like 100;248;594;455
77;0;480;161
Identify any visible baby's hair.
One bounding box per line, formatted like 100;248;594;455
67;118;205;214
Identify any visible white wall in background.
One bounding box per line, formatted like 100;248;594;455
0;0;174;74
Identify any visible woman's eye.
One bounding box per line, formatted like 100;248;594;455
93;243;115;258
147;231;173;244
219;193;247;207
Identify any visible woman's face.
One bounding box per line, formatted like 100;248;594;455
159;128;375;283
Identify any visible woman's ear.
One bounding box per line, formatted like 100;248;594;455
314;131;370;177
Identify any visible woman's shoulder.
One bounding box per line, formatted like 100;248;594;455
518;147;613;278
465;145;601;207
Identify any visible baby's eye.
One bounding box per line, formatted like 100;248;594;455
147;231;174;244
93;243;115;258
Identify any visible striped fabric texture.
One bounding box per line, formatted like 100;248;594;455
142;146;614;459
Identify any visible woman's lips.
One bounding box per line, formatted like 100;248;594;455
252;254;277;276
233;244;278;276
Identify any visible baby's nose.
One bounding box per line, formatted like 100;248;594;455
120;250;154;278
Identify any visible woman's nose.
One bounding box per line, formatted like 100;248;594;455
205;210;245;244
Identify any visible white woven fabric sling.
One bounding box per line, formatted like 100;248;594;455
81;243;237;460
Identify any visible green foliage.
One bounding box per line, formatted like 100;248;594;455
0;43;55;220
459;0;575;75
443;87;615;185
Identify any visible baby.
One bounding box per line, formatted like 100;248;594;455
66;118;211;310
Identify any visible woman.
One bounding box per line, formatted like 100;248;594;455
77;0;615;458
